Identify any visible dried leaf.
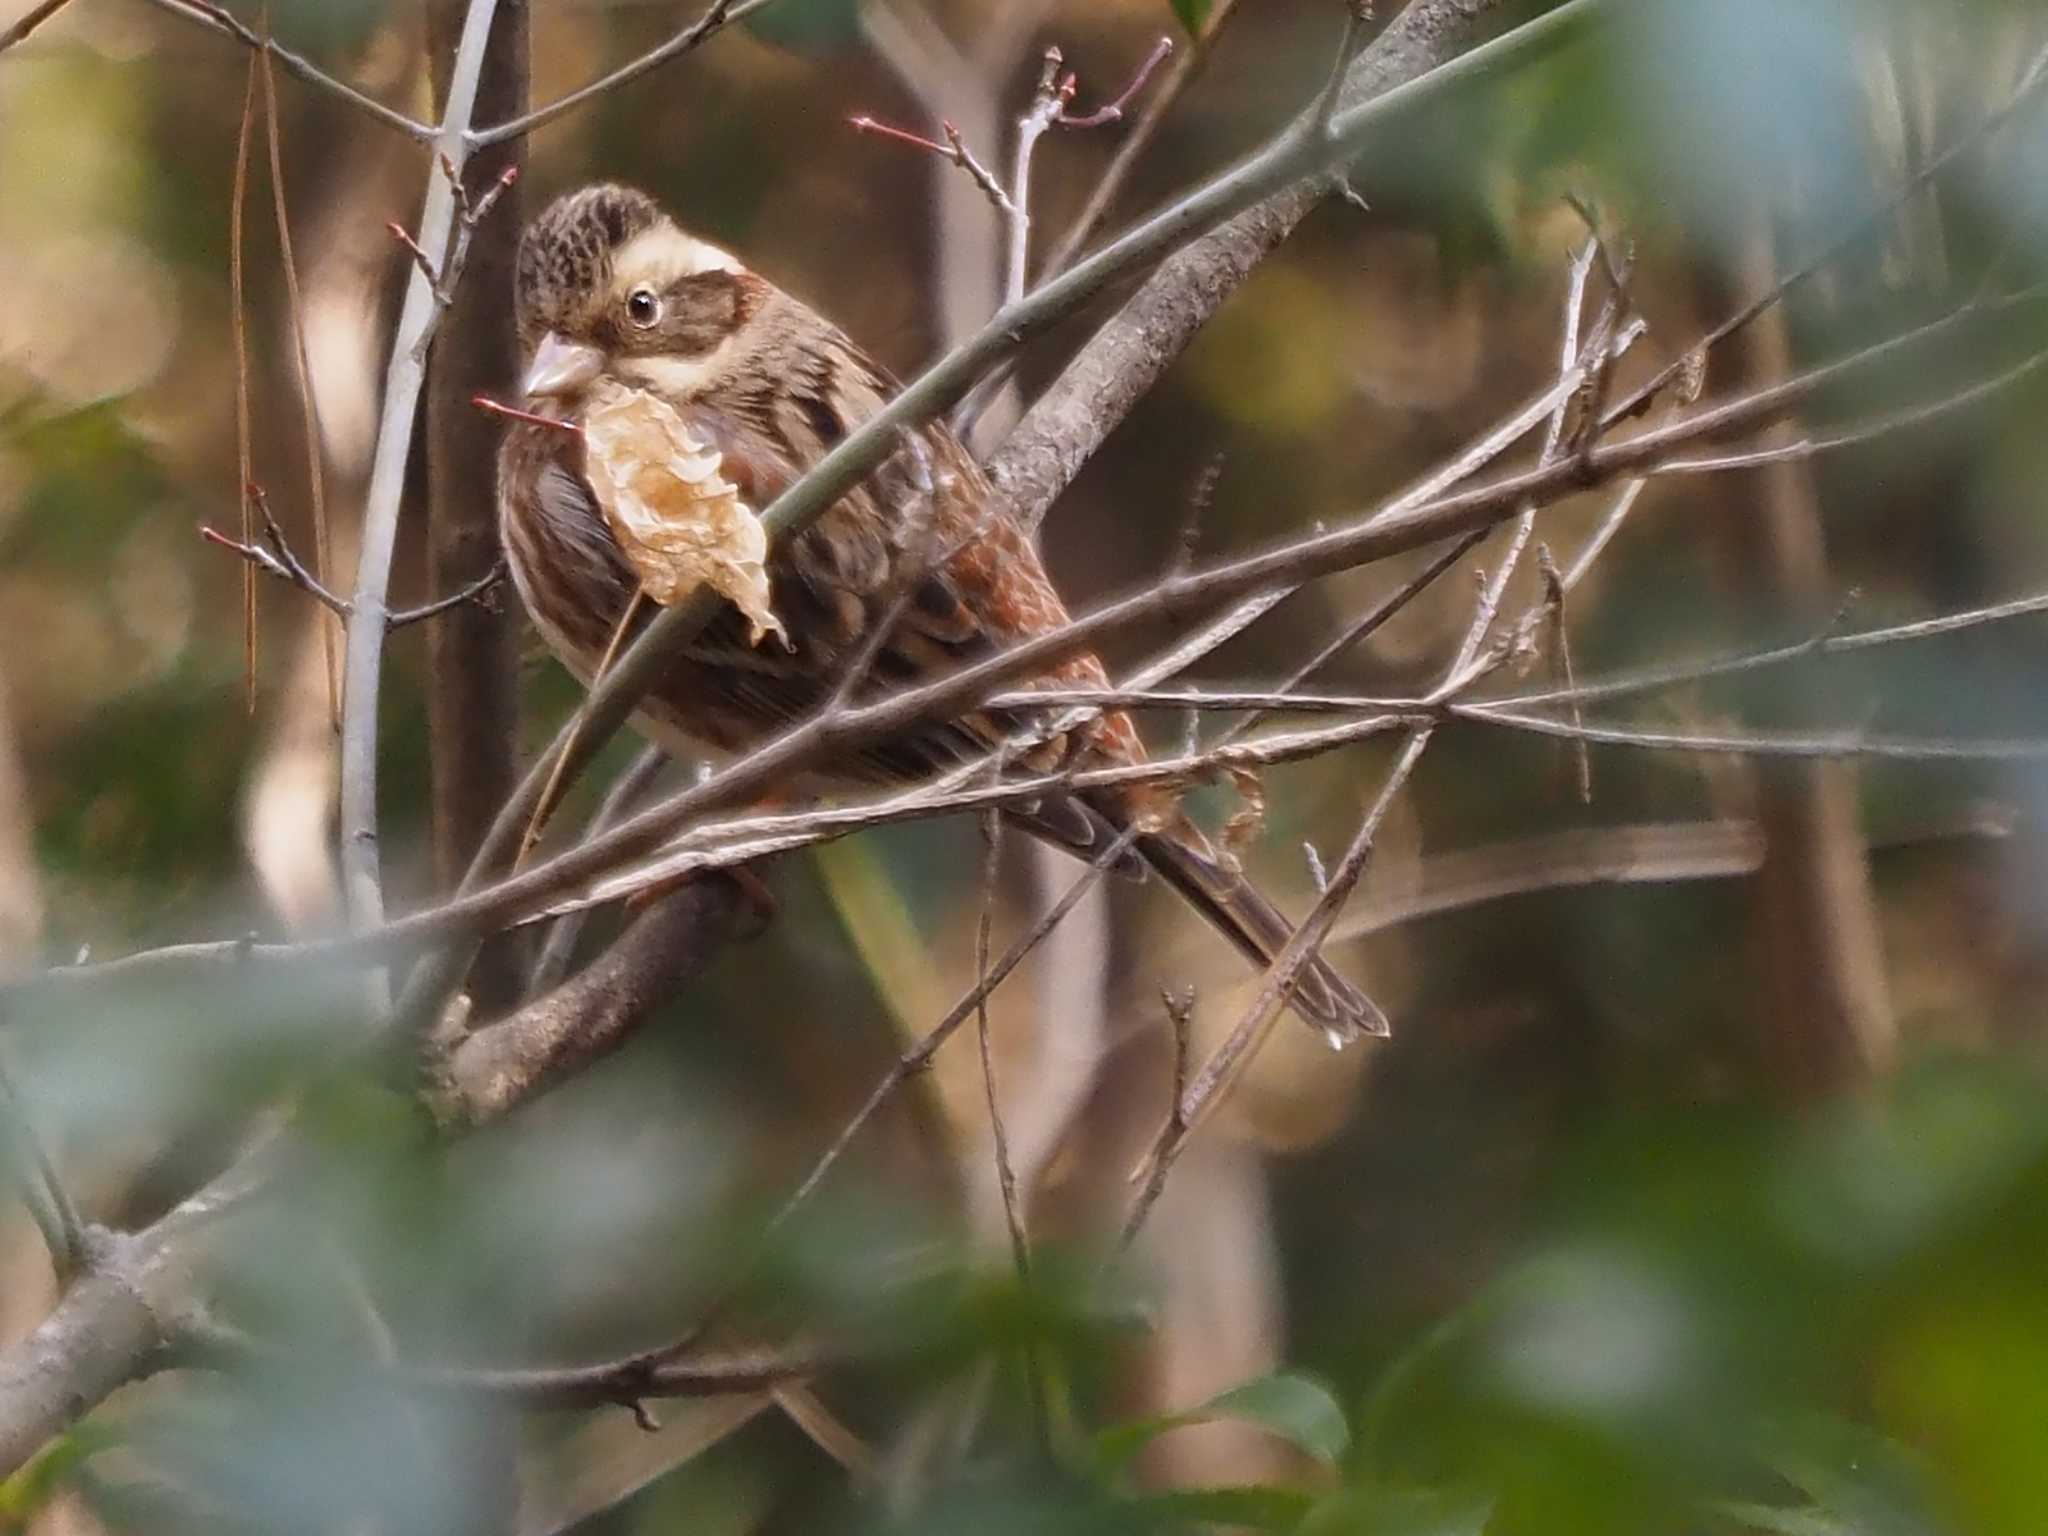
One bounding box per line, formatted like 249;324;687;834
582;384;787;647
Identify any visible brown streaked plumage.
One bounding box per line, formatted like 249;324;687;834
497;182;1385;1040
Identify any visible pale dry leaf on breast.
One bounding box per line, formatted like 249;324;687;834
582;382;788;647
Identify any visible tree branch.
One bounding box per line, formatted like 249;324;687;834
336;0;506;1009
0;0;77;56
468;0;768;147
424;876;743;1129
426;0;529;1018
987;0;1511;535
139;0;433;139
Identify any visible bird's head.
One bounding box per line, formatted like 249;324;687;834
512;183;763;406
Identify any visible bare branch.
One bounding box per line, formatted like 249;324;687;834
392;564;508;629
850;114;1016;217
1121;728;1428;1248
1601;32;2048;430
0;0;80;55
684;824;1143;1334
338;0;511;1009
1006;47;1074;302
424;876;744;1129
1459;707;2048;763
201;484;351;621
425;0;529;1019
971;814;1047;1449
1119;228;1628;1244
989;0;1528;538
200;508;506;630
179;1320;833;1408
260;40;341;721
1059;35;1175;130
1040;5;1244;278
526;746;672;998
1312;1;1375;139
470;0;770;147
141;0;433;140
230;55;258;709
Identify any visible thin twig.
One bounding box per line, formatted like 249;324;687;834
142;0;432;139
1121;227;1616;1245
471;0;769;147
1039;3;1243;279
1602;32;2048;431
178;1320;833;1407
1456;707;2048;763
526;745;671;998
259;36;339;721
230;56;258;711
523;590;650;863
200;511;504;629
1007;47;1073;303
1058;35;1175;130
972;815;1023;1272
850;114;1016;216
1313;1;1375;139
664;823;1144;1352
1120;727;1428;1248
0;0;78;54
390;564;507;628
971;813;1047;1451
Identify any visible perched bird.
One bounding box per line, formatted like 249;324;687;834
497;183;1384;1040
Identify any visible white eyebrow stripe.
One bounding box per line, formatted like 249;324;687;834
611;225;744;292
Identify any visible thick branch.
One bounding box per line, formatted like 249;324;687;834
425;877;742;1129
427;0;528;1017
0;1231;184;1477
336;0;504;997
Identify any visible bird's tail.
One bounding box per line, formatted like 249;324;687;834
1133;820;1389;1043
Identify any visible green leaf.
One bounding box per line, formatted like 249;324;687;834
1096;1371;1351;1476
1169;0;1213;38
0;1423;113;1525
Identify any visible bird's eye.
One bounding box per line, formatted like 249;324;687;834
626;288;662;327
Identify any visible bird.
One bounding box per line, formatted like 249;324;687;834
495;182;1385;1041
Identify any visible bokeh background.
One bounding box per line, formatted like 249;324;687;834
6;0;2048;1532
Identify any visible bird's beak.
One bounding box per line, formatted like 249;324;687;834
522;332;604;400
